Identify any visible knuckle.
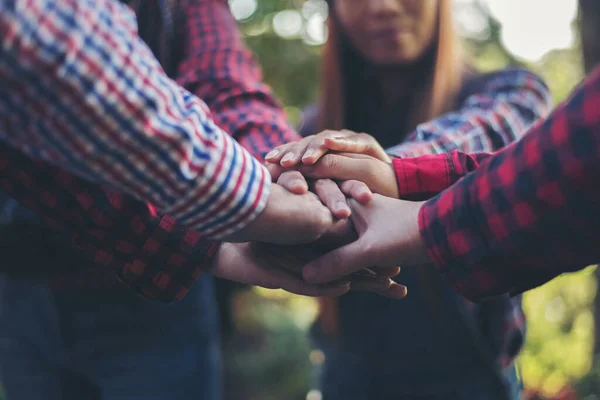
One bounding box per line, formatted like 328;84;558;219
315;178;335;192
314;179;328;190
340;180;357;192
288;170;304;180
321;154;339;170
357;133;375;146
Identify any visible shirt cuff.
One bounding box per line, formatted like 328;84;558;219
392;153;458;199
165;131;272;240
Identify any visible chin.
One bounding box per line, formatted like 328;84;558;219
371;53;416;66
367;46;419;66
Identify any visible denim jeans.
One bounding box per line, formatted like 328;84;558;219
0;274;221;400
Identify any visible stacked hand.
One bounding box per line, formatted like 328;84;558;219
216;130;429;299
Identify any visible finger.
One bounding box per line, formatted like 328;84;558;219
350;268;378;278
340;180;373;204
374;266;401;278
378;283;408;299
277;170;309;194
349;276;407;300
298;154;365;182
265;144;291;163
323;133;390;161
349;276;393;293
302;239;372;284
266;162;284;181
281;279;351;297
312;179;351;219
280;137;312;167
302;130;353;165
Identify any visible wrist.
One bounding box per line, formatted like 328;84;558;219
398;201;431;266
386;162;401;198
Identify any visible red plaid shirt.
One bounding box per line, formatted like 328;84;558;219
395;67;600;305
0;0;299;301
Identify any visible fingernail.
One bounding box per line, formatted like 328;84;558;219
302;150;313;160
292;180;307;190
265;150;279;159
282;153;293;162
335;201;350;212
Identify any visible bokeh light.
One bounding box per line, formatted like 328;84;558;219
273;9;304;39
229;0;257;21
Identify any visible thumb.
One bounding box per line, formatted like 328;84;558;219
324;135;389;161
266;162;297;181
302;238;372;284
323;136;366;154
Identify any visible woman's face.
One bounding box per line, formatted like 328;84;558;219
335;0;439;65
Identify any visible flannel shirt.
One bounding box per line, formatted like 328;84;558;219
0;0;273;239
392;151;526;368
0;0;299;301
386;68;552;157
387;69;551;368
301;68;551;369
418;66;600;304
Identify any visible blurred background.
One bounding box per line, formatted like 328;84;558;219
217;0;600;399
0;1;595;400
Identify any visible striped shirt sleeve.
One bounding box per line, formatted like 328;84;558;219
0;0;270;239
386;68;551;158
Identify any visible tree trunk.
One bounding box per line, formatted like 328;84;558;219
579;0;600;72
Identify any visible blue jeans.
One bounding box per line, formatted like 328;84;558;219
0;274;222;400
316;358;521;400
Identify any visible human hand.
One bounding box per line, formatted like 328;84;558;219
268;153;400;199
249;241;407;299
222;183;334;245
247;181;407;299
265;129;390;167
275;170;373;219
302;194;431;285
273;165;372;219
223;169;372;245
210;242;351;297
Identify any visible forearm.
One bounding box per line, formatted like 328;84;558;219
0;0;269;238
0;142;220;302
418;67;600;302
387;69;551;158
176;0;300;160
392;151;494;200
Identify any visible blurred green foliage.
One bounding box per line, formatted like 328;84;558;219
226;1;594;399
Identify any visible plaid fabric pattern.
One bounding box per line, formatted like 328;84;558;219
419;66;600;303
393;149;525;367
0;0;298;301
175;0;299;159
392;150;495;200
384;68;551;369
0;0;271;239
387;68;552;157
383;68;551;369
0;141;219;302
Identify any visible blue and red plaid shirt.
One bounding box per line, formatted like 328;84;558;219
0;0;295;239
415;66;600;304
0;0;299;301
